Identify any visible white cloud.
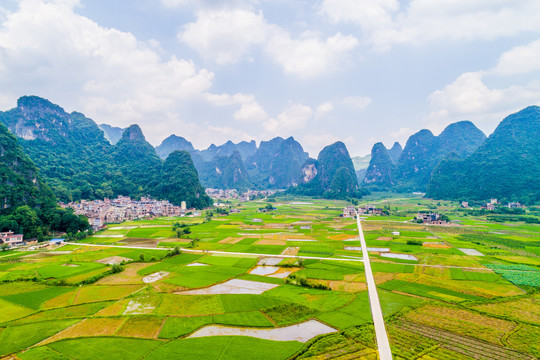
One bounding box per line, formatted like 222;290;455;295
315;102;334;119
0;0;216;127
302;132;356;158
426;71;540;134
342;96;372;110
161;0;260;10
179;9;270;65
320;0;398;30
0;0;276;148
234;101;267;122
264;103;312;135
320;0;540;50
265;31;358;78
179;8;358;77
204;92;255;106
492;39;540;75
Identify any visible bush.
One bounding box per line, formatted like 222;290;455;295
111;264;124;273
406;240;423;246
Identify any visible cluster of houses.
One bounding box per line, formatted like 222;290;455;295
415;212;446;225
205;188;277;201
61;196;188;230
357;205;384;216
342;204;385;218
461;199;526;210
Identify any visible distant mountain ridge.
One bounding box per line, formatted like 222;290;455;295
0;96;211;208
289;141;367;199
364;121;486;191
99;124;125;145
155;134;308;191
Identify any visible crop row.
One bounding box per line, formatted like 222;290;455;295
396;321;533;360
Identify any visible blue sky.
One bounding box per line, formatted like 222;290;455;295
1;0;540;157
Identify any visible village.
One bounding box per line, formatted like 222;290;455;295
60;195;188;231
204;188;278;201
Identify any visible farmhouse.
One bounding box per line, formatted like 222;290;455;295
358;205;384;215
342;206;356;218
0;231;24;247
416;212;441;224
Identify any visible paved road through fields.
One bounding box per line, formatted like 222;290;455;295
356;213;393;360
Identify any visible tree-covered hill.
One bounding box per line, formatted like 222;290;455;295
290;141;367;199
155;134;195;159
246;136;308;189
0;122;55;214
427;106;540;203
364;142;396;187
0;122;89;239
0;97;212;209
196;151;252;191
0;96;117;201
387;142;403;164
111;124;163;198
395;121;486;191
156;151;212;209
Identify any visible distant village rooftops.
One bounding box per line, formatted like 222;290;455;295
205;188;278;201
61;195;188;230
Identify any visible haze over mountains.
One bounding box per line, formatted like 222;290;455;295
1;96;539;208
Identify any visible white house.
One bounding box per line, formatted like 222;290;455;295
0;231;24;247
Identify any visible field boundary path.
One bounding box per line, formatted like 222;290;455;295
64;242;363;263
356;213;393;360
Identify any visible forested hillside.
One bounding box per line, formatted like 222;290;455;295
427;106;540;202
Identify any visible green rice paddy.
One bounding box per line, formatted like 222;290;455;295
1;195;538;359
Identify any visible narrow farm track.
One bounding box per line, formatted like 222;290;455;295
64;242;364;263
396;321;535;360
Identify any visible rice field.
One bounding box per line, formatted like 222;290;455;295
1;196;538;359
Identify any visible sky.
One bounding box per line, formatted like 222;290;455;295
1;0;540;157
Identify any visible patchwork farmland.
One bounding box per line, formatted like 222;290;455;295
0;196;538;359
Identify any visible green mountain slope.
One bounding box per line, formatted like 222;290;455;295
396;121;486;191
364;142;396;187
0;122;55;214
111;125;163;197
387;142;402;164
290;141;366;199
0;96;117;201
155;135;195;160
156;151;212;209
427;106;540;202
197;151;252;191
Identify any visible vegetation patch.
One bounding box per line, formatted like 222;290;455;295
115;316;164;338
73;284;143;304
1;286;74;310
145;336;302;360
262;303;317;326
47;337;161;360
0;319;77;356
156;294;224;316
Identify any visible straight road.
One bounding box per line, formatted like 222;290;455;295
356;214;393;360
